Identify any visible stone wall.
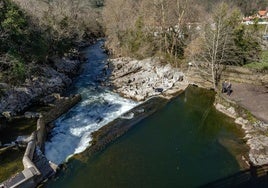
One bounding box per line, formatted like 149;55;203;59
0;132;42;188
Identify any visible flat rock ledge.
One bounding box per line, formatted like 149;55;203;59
109;57;189;101
215;102;268;166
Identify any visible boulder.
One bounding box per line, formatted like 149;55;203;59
0;83;9;89
24;112;40;119
155;88;163;93
52;58;81;77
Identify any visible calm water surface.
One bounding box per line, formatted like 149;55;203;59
45;86;248;188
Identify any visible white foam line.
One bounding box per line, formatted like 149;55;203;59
45;90;137;165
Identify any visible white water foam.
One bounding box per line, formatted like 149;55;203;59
45;90;137;165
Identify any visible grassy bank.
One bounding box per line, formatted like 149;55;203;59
0;118;36;183
0;148;24;182
244;50;268;71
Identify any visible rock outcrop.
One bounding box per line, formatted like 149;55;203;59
109;57;188;101
0;57;82;118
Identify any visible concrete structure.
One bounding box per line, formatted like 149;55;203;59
0;94;82;188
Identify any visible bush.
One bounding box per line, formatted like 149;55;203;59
244;50;268;71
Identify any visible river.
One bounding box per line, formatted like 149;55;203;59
44;40;138;165
44;40;248;187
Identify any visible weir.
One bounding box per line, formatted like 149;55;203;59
44;86;256;187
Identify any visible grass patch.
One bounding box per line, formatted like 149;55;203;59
244;50;268;70
0;148;24;182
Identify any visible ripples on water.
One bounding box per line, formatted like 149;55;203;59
45;40;137;164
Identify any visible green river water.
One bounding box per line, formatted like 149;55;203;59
44;86;248;188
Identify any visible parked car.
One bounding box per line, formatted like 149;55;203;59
262;35;268;40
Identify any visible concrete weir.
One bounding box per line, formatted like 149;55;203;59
0;94;81;188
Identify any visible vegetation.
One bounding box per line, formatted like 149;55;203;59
0;148;24;182
198;0;267;16
0;0;102;84
185;3;261;89
102;1;263;89
0;0;266;182
0;0;266;86
0;0;46;83
102;0;202;63
244;50;268;70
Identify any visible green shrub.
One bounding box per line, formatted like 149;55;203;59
244;50;268;71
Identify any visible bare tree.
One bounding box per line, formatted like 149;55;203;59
12;0;101;43
102;0;140;56
102;0;196;62
187;3;242;89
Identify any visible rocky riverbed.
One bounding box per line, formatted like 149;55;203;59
109;57;188;101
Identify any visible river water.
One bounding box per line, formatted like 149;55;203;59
44;40;248;187
44;40;137;165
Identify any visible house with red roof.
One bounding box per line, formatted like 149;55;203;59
257;10;268;18
242;9;268;24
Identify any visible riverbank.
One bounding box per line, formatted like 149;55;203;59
108;56;268;167
1;40;266;187
183;63;268;166
0;40;95;130
0;40;94;184
214;83;268;166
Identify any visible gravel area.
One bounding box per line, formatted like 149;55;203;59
224;82;268;123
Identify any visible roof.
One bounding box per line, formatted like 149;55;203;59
258;10;267;16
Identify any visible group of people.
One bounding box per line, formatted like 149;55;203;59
221;80;232;96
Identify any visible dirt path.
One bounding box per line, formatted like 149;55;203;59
224;82;268;123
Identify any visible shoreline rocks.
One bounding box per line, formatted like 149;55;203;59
0;56;84;122
109;57;188;101
214;96;268;166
